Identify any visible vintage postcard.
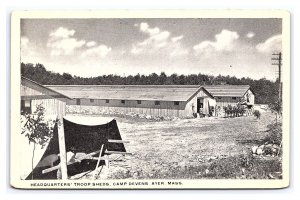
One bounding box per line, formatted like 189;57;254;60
11;10;290;189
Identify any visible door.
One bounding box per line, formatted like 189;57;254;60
21;99;32;114
197;98;203;113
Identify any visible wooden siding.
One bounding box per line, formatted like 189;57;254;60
66;88;215;118
67;105;188;117
206;85;255;108
31;99;66;116
67;98;185;109
67;99;187;117
21;84;67;116
215;97;242;107
215;89;255;107
184;90;216;116
245;89;255;105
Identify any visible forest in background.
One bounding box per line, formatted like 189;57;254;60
21;63;280;104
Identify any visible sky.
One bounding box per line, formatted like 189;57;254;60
21;18;282;80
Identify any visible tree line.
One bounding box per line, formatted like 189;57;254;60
21;63;280;104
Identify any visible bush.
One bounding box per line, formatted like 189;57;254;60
253;110;261;119
269;100;282;115
263;123;282;146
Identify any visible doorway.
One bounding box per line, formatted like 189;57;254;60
197;98;203;114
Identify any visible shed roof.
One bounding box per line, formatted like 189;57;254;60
46;85;213;102
204;85;253;97
21;76;72;100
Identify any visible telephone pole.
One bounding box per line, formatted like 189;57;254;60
271;52;282;108
272;52;282;83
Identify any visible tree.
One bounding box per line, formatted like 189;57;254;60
159;72;167;84
21;104;58;179
63;73;73;80
269;100;282;124
21;62;280;104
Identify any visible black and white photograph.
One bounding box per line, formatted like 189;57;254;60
10;10;290;189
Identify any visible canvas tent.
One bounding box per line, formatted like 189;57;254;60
25;116;126;180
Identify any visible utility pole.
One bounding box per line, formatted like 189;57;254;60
272;52;282;116
272;52;282;83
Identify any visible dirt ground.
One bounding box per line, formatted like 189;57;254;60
70;111;280;180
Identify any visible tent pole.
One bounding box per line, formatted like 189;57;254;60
106;124;109;168
107;155;109;168
57;115;68;180
95;144;104;169
93;144;104;179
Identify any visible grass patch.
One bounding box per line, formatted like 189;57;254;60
108;152;282;179
205;154;281;179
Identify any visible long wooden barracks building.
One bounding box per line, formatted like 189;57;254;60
46;85;217;118
21;76;255;118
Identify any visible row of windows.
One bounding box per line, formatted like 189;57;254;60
78;99;180;106
217;97;237;100
217;97;250;102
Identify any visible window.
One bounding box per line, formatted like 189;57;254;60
76;99;81;105
105;99;109;103
137;100;141;104
155;101;160;105
21;100;31;114
174;101;179;106
232;97;237;100
90;99;94;103
121;100;125;104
